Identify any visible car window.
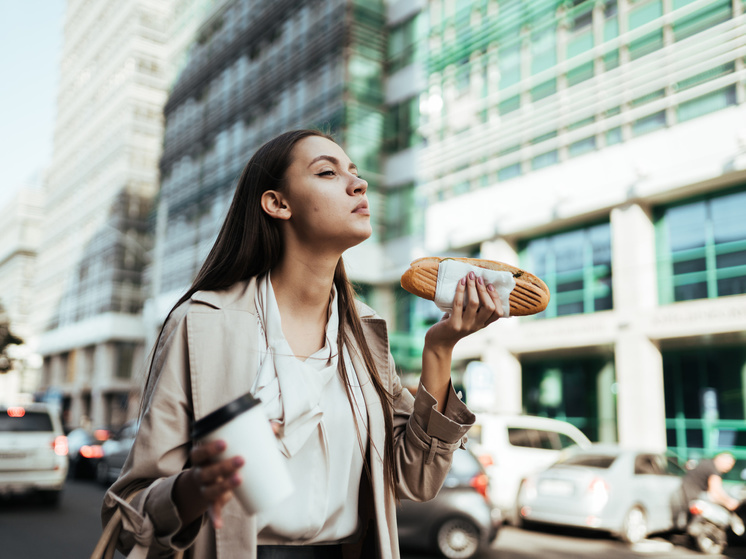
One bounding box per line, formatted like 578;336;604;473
666;456;687;476
634;454;663;475
0;410;54;432
468;424;482;445
558;453;616;468
509;427;572;450
508;427;540;448
558;432;580;449
447;450;482;483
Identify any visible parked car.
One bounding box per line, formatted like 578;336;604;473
397;448;501;559
516;444;686;544
66;427;107;479
96;420;138;486
0;403;68;504
467;413;592;523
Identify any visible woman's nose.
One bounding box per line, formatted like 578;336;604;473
348;174;367;195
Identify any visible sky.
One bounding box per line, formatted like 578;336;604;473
0;1;66;209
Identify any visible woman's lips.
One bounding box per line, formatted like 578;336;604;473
353;202;370;215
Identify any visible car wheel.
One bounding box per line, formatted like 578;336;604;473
691;519;727;555
96;460;110;486
620;505;647;544
435;517;481;559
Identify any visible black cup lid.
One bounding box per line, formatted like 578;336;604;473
191;392;261;440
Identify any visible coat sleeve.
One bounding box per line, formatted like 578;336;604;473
101;304;204;558
388;351;476;502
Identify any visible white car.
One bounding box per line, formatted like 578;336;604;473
516;444;686;544
467;414;592;523
0;403;69;504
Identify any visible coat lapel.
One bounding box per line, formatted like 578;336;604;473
187;280;260;420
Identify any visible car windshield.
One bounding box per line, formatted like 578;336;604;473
557;453;616;469
508;427;579;450
0;410;54;432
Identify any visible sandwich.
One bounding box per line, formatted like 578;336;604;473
400;256;550;316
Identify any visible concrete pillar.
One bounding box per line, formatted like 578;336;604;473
615;332;666;450
597;361;617;443
611;202;666;450
610;203;658;315
69;390;85;428
479;238;523;414
481;344;523;415
90;343;114;428
50;354;65;386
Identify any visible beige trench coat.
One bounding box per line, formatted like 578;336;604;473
102;279;475;559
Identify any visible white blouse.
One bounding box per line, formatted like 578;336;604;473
250;275;368;543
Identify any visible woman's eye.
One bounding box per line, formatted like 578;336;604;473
317;170;335;177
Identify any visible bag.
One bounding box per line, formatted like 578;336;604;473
90;489;185;559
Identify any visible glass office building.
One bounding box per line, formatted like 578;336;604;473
147;0;389;337
412;0;746;464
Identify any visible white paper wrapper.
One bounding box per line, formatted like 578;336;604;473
434;259;515;316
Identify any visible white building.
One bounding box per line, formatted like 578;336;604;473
409;0;746;461
34;0;175;429
0;185;44;401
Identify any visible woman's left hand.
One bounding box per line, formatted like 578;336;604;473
425;271;505;351
419;271;504;413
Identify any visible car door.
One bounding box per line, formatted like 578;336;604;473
632;453;681;533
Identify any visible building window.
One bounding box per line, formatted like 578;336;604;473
522;356;617;442
664;346;746;464
677;86;736;123
521;222;613;318
672;0;732;42
388;14;423;73
498;43;521;88
657;189;746;304
383;183;418;240
384;97;420;153
115;342;136;379
628;0;663;60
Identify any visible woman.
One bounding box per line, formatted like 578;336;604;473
102;130;505;559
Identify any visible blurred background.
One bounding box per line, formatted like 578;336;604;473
1;0;745;476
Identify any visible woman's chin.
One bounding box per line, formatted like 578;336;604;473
342;227;373;251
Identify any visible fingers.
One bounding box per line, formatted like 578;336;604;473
190;439;226;467
451;275;466;319
189;439;243;528
193;455;243;501
461;273;504;326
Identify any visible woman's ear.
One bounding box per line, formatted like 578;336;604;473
260;190;291;220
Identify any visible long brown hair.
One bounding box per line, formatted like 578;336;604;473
145;129;397;495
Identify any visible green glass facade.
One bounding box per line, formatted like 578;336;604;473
520;222;613;318
411;0;746;457
664;346;746;475
420;0;742;200
522;356;618;443
656;187;746;304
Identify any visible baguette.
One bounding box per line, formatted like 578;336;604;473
400;256;550;316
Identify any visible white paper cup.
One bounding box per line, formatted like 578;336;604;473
191;393;293;515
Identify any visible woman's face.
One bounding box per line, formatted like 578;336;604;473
280;135;372;252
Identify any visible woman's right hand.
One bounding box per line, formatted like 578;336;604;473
174;440;244;529
174;423;280;529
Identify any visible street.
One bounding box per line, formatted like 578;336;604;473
2;480;746;558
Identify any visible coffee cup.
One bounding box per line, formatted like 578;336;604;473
191;393;293;515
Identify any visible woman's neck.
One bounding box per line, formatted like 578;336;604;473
270;253;337;317
269;253;338;359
